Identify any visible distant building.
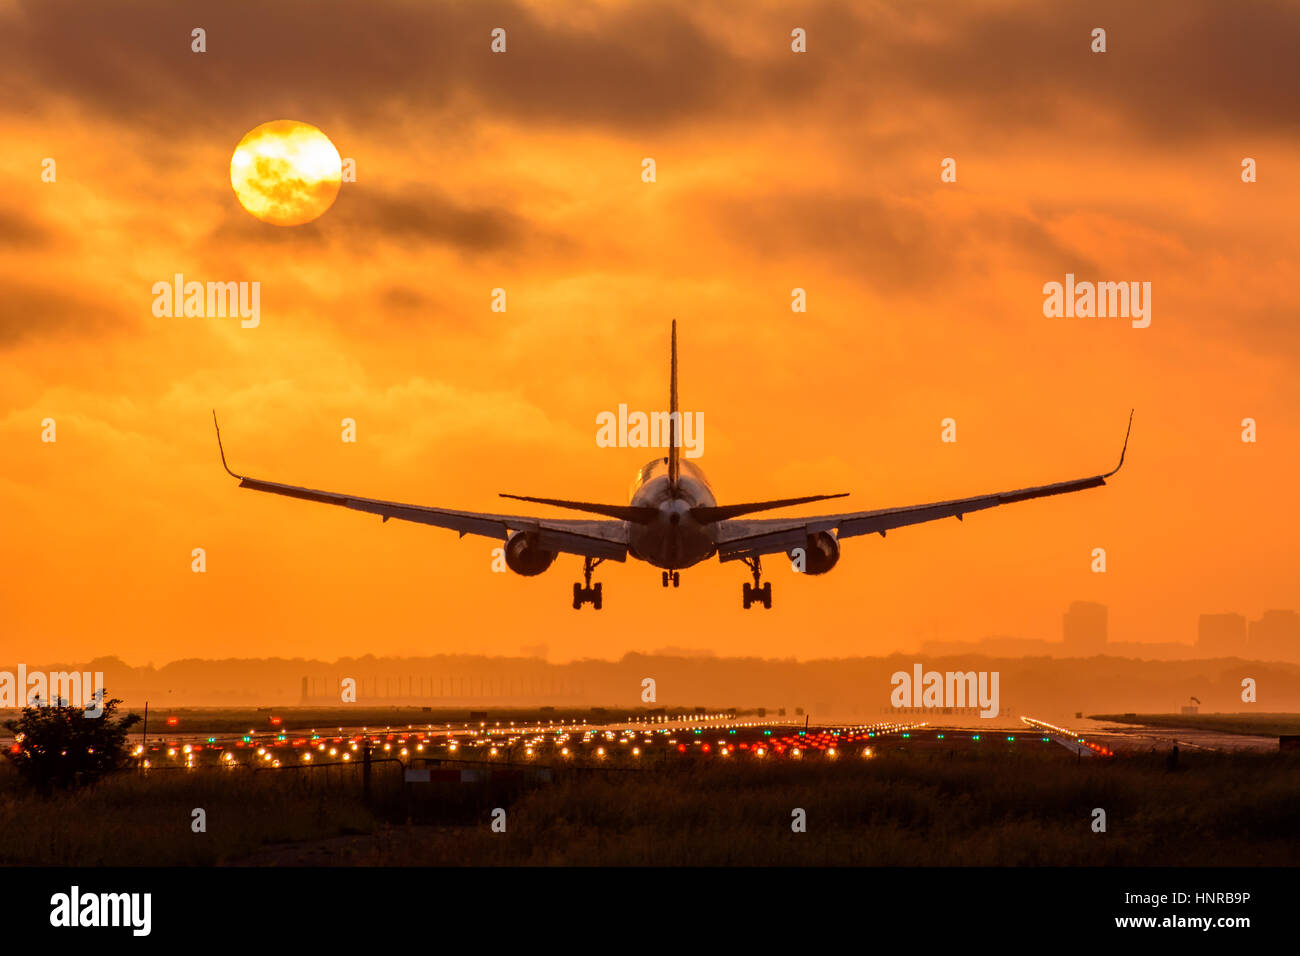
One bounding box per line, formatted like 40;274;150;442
1248;610;1300;661
1197;613;1247;655
1063;601;1107;651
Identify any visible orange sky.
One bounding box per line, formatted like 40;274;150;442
2;0;1297;665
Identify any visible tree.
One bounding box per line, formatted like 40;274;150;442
4;695;140;791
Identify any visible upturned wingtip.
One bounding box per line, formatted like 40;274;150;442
213;411;240;479
1108;409;1134;477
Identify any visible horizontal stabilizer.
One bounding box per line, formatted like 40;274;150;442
691;493;849;524
499;493;658;523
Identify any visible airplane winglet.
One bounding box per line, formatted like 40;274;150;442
1103;409;1134;479
212;410;243;480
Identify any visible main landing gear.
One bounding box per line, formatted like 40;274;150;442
573;557;604;610
661;571;680;588
741;556;772;609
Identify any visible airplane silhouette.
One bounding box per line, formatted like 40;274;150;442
215;322;1132;610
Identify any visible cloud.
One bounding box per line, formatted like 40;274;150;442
207;184;553;260
0;204;51;247
4;0;1299;149
336;189;528;250
0;277;129;348
0;0;771;138
703;191;1100;292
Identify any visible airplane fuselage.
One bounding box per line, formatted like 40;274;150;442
627;457;718;570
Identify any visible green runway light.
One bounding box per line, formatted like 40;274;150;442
937;734;944;739
1042;737;1049;742
902;733;910;738
972;735;981;741
242;736;251;743
799;731;806;736
207;737;215;743
1007;736;1015;741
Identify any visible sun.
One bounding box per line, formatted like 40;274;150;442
230;120;342;226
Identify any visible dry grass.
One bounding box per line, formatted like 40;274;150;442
2;748;1297;866
0;759;380;865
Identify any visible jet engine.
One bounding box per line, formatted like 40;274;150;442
504;531;558;576
790;530;840;575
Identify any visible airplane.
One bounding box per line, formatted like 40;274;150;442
213;321;1132;610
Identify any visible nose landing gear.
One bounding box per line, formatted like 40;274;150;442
661;571;680;588
741;556;772;609
573;557;604;610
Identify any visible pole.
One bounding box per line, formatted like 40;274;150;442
140;701;148;764
362;738;372;806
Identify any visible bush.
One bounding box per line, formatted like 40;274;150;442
4;695;140;791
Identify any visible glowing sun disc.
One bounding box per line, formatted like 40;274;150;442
230;120;342;226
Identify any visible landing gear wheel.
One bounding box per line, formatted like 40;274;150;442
741;557;772;609
573;557;605;610
662;571;670;588
672;572;680;588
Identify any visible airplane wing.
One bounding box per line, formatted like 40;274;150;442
213;416;628;561
714;412;1132;563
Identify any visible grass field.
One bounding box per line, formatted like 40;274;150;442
3;745;1297;866
1092;713;1300;737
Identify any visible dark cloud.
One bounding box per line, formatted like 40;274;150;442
0;0;775;138
208;215;328;246
3;0;1293;148
339;189;524;250
2;0;1294;169
206;184;546;258
705;192;1099;293
0;278;130;348
837;0;1300;143
0;204;52;247
381;285;429;312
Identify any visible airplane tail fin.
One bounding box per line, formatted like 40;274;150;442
667;320;680;492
